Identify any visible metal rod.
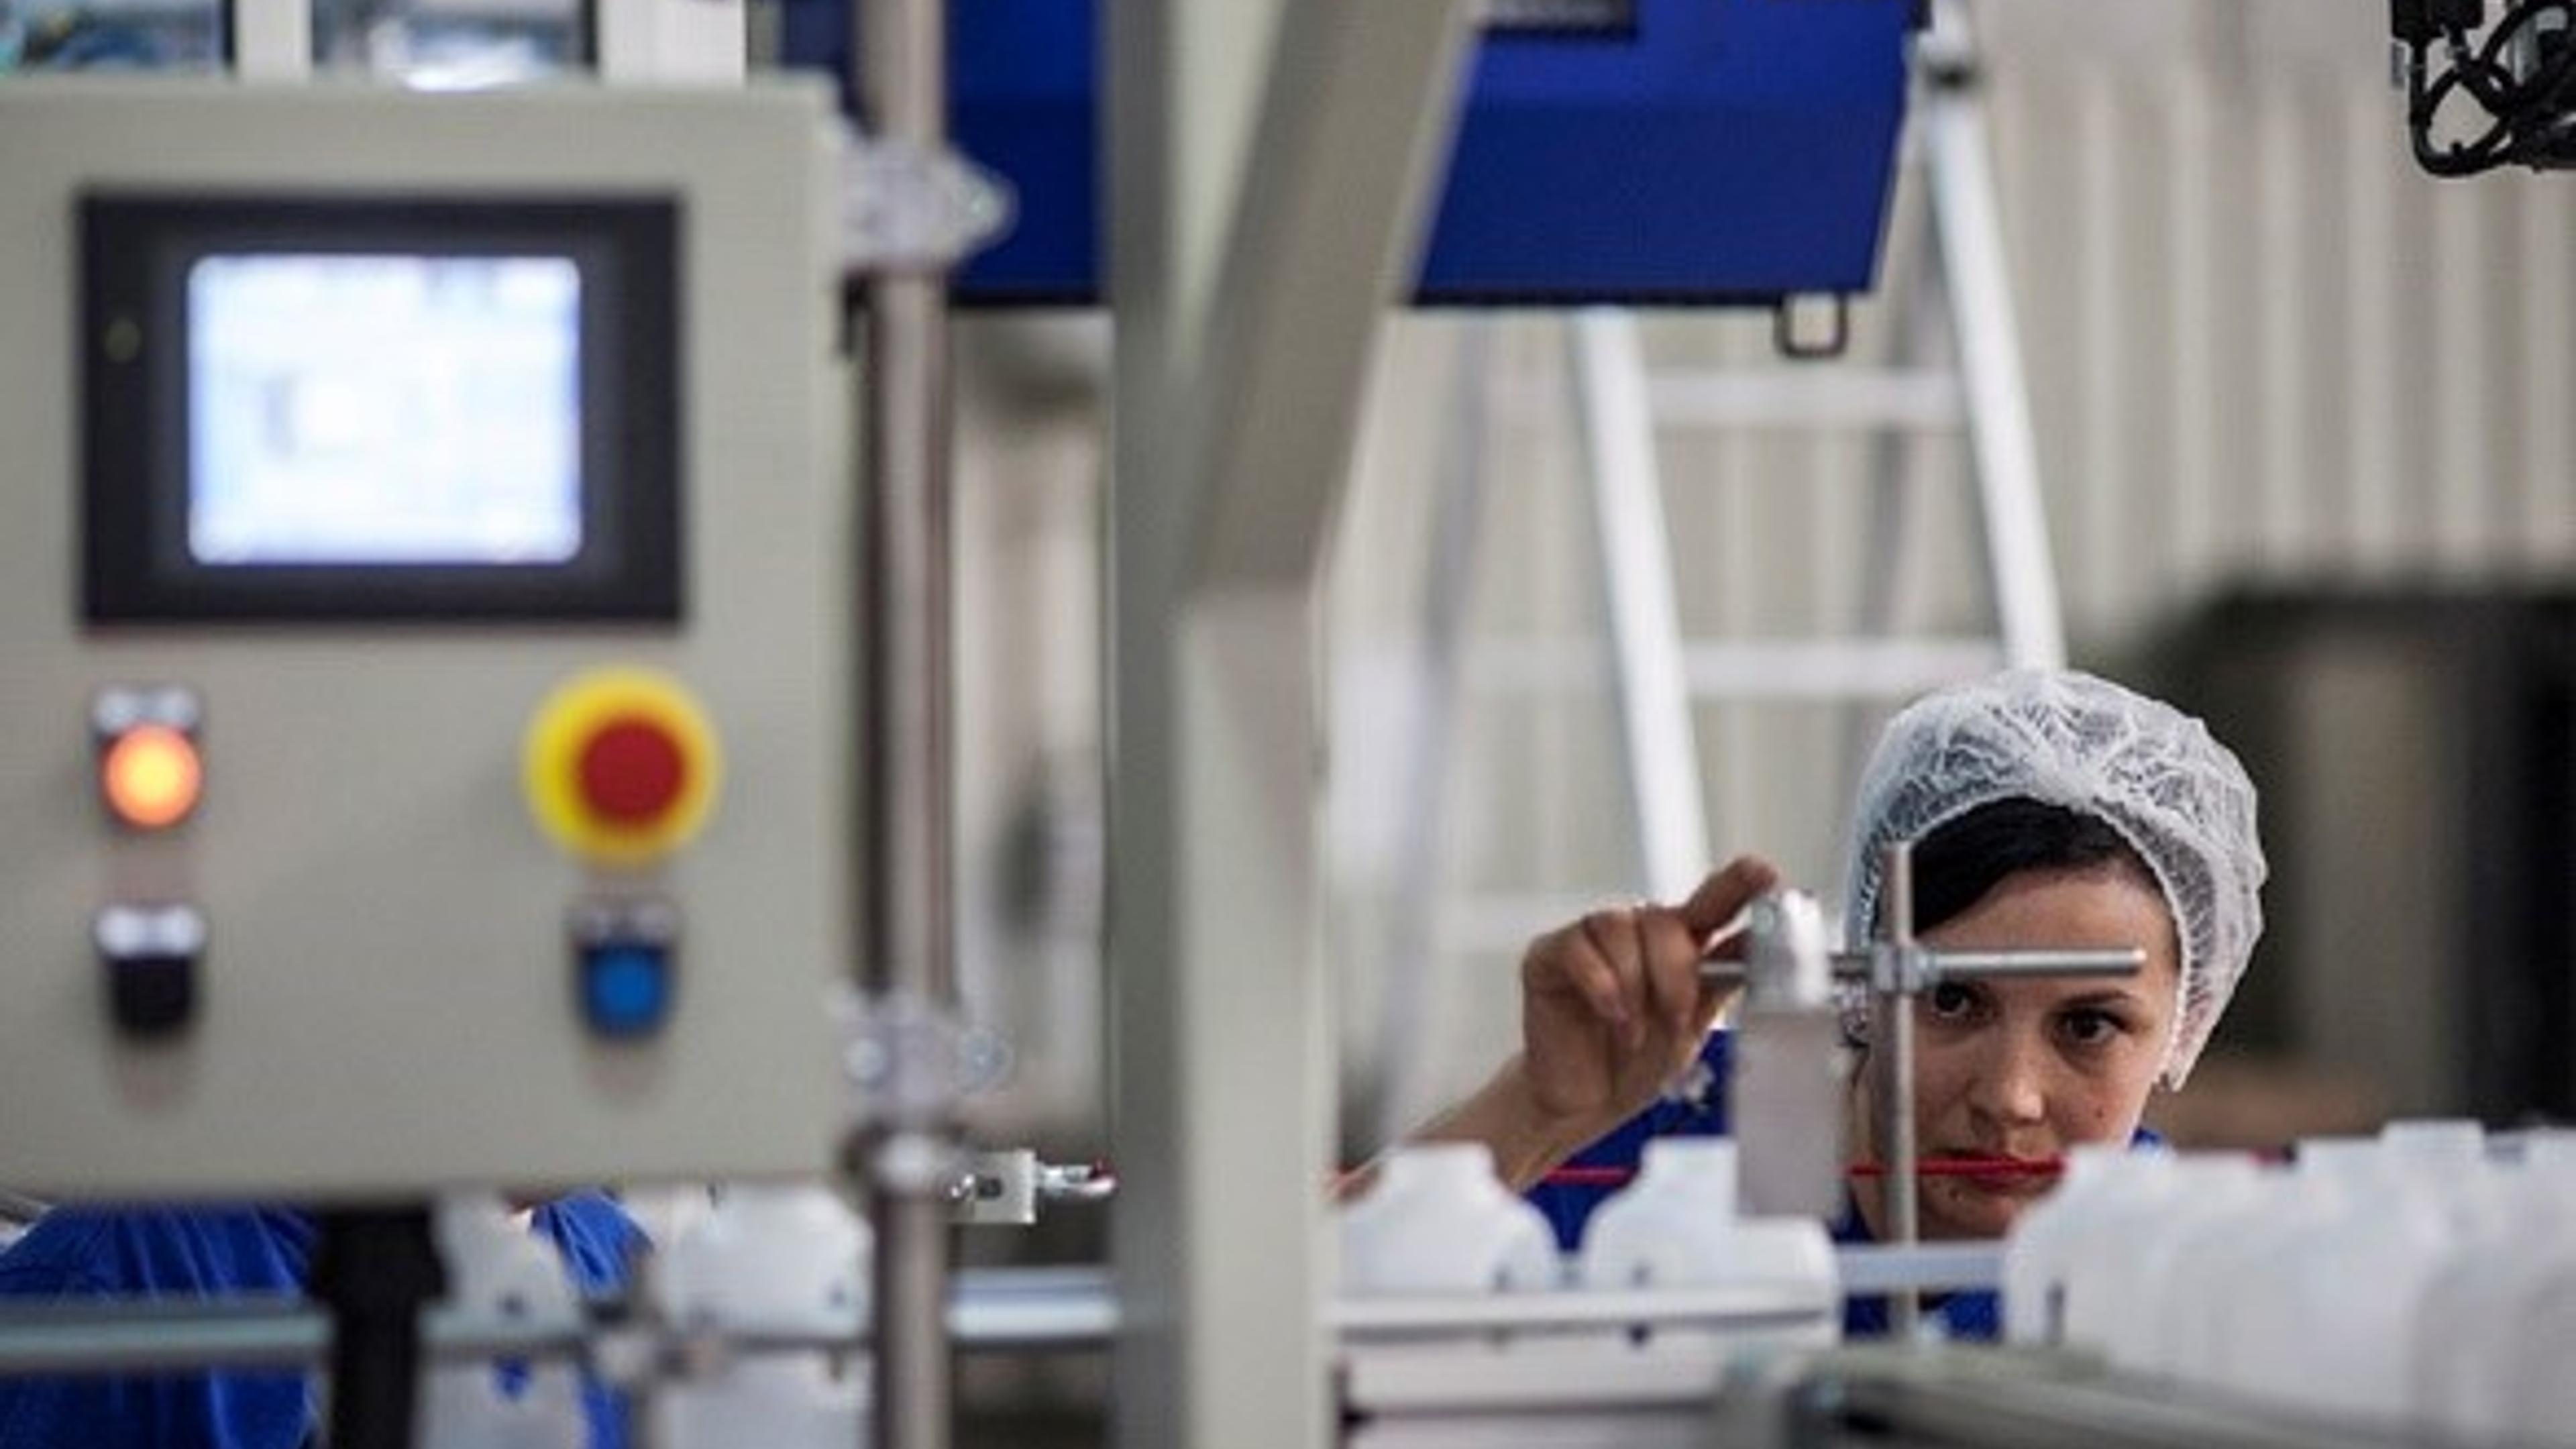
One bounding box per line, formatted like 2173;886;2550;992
1572;309;1711;902
1828;1368;2465;1449
1905;949;2142;979
1878;841;1921;1338
1333;1289;1827;1340
0;1245;2015;1374
854;0;957;1442
1701;946;2144;987
0;1303;331;1376
1924;0;2065;672
855;0;955;1017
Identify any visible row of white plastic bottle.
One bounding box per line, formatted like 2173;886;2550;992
1338;1140;1837;1316
425;1184;871;1449
426;1142;1827;1446
2005;1121;2576;1446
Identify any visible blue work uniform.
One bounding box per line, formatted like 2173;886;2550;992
0;1193;646;1449
1524;1032;2154;1340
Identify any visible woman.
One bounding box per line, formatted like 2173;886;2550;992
1405;668;2265;1338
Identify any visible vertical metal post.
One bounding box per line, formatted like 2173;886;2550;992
1923;0;2064;672
1570;309;1713;903
1876;841;1921;1336
855;0;956;1446
227;0;311;78
1108;3;1474;1446
1375;323;1493;1145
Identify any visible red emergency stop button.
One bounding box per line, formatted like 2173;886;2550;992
524;669;722;865
578;717;690;826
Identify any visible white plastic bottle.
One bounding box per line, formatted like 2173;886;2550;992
2190;1138;2379;1403
2501;1244;2576;1446
420;1195;586;1449
2407;1158;2546;1436
2139;1157;2293;1385
1338;1143;1560;1295
1577;1138;1837;1338
651;1183;873;1449
2421;1136;2576;1442
2097;1154;2263;1375
2000;1144;2139;1346
2053;1151;2184;1354
2257;1135;2456;1424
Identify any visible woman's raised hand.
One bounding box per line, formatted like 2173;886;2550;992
1515;855;1781;1140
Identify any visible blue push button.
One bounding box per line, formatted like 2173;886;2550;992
579;943;673;1039
568;897;680;1040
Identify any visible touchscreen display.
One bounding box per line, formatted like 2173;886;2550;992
186;253;582;566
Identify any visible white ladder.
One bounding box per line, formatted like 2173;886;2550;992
1572;1;2062;902
1576;5;2061;897
1369;0;2062;1135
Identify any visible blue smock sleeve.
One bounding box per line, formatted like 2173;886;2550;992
0;1208;316;1449
1521;1032;1735;1251
528;1192;651;1449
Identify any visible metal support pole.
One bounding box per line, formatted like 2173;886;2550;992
1923;0;2064;671
1375;324;1495;1146
1571;309;1712;902
1108;2;1474;1446
225;0;310;78
854;0;957;1446
1876;841;1921;1337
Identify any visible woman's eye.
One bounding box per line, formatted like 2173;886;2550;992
2060;1009;2121;1045
1927;983;1977;1020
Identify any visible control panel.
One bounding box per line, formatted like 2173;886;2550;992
0;78;850;1199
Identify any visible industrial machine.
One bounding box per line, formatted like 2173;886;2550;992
5;5;2571;1449
784;0;1915;309
0;78;851;1198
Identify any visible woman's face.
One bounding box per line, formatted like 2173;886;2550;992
1856;863;2181;1242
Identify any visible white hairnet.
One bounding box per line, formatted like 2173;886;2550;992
1839;668;2265;1089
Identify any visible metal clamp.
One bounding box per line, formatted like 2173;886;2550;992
837;129;1016;275
943;1150;1118;1226
833;987;1014;1132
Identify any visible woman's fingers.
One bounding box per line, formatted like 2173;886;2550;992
1638;906;1705;1041
1526;922;1631;1042
1579;909;1652;1052
1524;856;1789;1079
1678;855;1782;950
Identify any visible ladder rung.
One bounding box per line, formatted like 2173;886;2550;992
1467;638;2002;700
1464;639;1608;693
1648;369;1968;432
1681;639;2003;698
1434;893;1627;957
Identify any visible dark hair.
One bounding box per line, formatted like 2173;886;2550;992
1898;797;2155;936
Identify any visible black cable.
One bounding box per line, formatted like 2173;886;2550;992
2412;0;2576;173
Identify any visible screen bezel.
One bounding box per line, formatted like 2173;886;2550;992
82;193;682;625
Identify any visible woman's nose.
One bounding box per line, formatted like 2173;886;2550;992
1967;1028;2052;1127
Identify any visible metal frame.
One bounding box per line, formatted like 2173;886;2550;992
1572;309;1713;902
849;1;964;1448
1108;2;1475;1446
1921;0;2063;672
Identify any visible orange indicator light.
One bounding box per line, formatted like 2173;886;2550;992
102;724;203;830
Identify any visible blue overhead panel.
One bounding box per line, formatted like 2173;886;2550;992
788;0;1913;306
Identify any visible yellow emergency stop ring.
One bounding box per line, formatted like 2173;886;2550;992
523;667;723;865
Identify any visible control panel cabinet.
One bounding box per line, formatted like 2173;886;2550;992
0;79;851;1198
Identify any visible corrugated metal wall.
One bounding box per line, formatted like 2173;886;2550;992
1324;0;2576;1136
